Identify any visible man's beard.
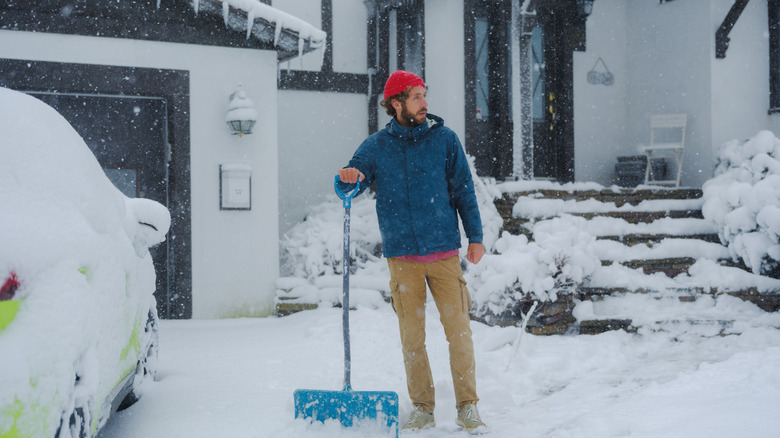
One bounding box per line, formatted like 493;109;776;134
400;104;427;127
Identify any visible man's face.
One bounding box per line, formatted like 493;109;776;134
395;85;427;127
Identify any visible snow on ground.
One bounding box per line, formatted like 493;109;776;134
101;130;780;436
100;299;780;438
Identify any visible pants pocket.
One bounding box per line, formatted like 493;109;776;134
389;279;399;314
458;276;472;313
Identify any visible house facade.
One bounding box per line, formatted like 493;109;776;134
278;0;780;229
2;0;779;319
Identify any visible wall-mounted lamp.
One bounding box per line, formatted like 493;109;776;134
226;85;258;136
577;0;594;17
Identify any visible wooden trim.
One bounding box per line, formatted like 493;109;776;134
715;0;750;59
769;0;780;110
278;70;369;94
463;0;477;149
322;0;334;72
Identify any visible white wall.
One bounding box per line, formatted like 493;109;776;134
574;0;630;185
576;0;775;187
273;0;367;74
0;30;279;319
332;0;368;73
277;90;368;238
625;0;714;188
710;0;771;149
425;0;466;144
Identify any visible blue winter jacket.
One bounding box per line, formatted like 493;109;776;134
337;114;483;258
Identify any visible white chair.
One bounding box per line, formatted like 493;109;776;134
638;114;687;187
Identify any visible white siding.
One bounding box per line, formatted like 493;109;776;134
332;0;368;73
710;0;770;152
574;0;773;187
625;0;713;188
425;0;466;144
574;0;630;185
277;90;368;236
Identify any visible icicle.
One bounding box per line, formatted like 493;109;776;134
298;37;304;63
194;0;199;15
273;19;283;47
156;0;161;9
222;0;229;27
246;9;255;39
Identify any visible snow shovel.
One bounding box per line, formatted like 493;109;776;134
293;175;399;435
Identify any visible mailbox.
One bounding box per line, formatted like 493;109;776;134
220;164;252;210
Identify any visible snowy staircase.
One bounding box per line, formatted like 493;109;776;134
491;186;780;335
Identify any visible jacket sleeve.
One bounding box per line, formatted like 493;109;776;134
335;139;374;198
446;133;483;243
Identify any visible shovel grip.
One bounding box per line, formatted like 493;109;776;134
334;174;361;209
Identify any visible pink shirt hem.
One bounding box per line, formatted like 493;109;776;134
395;249;459;264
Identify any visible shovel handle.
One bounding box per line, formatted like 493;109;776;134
335;174;360;391
334;174;361;209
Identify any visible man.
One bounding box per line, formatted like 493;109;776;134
336;70;487;434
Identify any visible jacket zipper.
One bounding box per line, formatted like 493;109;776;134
403;140;422;255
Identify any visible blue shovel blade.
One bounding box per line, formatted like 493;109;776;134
294;388;399;434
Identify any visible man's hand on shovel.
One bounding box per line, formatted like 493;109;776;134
338;168;365;184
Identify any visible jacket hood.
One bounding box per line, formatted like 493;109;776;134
386;113;444;140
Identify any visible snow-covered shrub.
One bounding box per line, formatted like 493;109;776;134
280;192;382;279
466;156;503;253
467;215;599;317
702;130;780;276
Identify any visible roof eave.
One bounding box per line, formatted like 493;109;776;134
188;0;325;62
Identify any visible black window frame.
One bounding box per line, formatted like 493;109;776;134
770;0;780;113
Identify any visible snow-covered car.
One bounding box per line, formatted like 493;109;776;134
0;87;170;437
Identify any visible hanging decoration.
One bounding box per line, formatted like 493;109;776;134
587;57;614;86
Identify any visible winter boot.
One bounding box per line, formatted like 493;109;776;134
402;406;435;431
456;403;487;434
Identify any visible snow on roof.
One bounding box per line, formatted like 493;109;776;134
182;0;326;60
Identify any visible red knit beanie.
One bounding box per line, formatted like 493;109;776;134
383;70;425;99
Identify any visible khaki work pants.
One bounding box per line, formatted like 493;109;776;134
387;255;478;414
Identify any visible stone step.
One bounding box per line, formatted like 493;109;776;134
472;285;780;335
598;233;720;246
569;209;704;223
578;286;780;312
498;212;708;237
494;189;706;236
499;187;703;204
603;257;696;277
599;253;751;277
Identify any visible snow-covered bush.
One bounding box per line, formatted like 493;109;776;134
702;130;780;277
280;192;382;279
466;215;599;317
